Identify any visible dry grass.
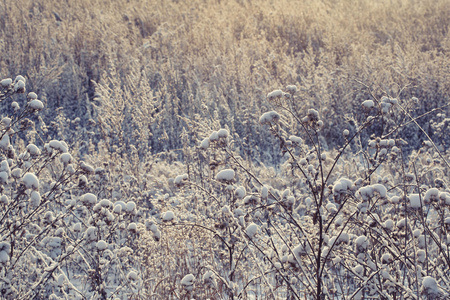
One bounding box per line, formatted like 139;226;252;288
1;0;449;156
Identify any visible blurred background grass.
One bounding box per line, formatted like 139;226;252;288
1;0;449;160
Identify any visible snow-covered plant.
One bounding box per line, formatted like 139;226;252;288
0;76;145;299
167;84;450;299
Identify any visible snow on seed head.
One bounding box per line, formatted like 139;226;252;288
199;138;210;149
81;193;97;205
26;144;40;156
80;161;95;173
267;89;283;100
246;223;259;239
0;134;10;151
286;85;297;94
28;100;44;110
96;240;107;251
259;111;280;125
0;78;12;87
22;172;39;190
27;92;38;100
217;128;229;138
181;274;195;291
216;169;235;182
162;211;175;222
127;270;138;281
209;131;219;142
234;186;246;199
362;100;374;109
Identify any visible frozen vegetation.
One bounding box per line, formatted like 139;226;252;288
1;0;450;299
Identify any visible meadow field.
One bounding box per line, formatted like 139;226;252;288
0;0;450;299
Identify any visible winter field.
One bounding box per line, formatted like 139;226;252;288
1;0;450;299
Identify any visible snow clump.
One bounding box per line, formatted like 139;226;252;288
27;144;41;156
217;128;229;138
0;241;11;265
199;138;210;149
28;100;44;110
174;173;188;186
246;223;259;239
22;172;39;190
266;89;283;100
181;274;195;291
216;169;235;181
286;85;297;94
96;240;107;251
259;111;280;125
362;99;375;109
422;276;442;298
162;211;175;222
0;78;12;87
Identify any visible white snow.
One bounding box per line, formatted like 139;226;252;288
372;184;387;198
96;240;107;250
22;172;39;190
126;201;136;212
27;92;38;100
80;161;95;173
27;144;41;156
259;111;280;125
267;89;283;100
246;223;259;239
289;135;302;144
215;169;235;181
113;204;122;214
181;274;195;291
162;211;175;221
217;128;229;138
234;186;246;199
286;85;297;93
424;188;439;203
355;235;368;252
30;191;41;207
0;78;12;87
1;117;11;127
0;133;10;150
81;193;97;205
28;100;44;110
409;194;422;208
60;153;72;164
422;276;440;296
261;186;268;198
174;173;188;185
209;131;219;141
127;270;138;281
49;140;68;153
199;138;210;149
127;223;137;231
14;79;25;92
362;99;375;109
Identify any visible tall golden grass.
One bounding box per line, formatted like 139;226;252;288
1;0;449;153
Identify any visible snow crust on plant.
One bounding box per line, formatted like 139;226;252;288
181;274;195;291
0;133;10;150
259;111;280;125
28;99;44;110
26;144;41;156
162;211;175;221
246;223;259;239
22;172;39;190
362;99;375;109
217;128;229;138
199;138;210;149
96;240;107;250
215;169;235;181
266;89;283;100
